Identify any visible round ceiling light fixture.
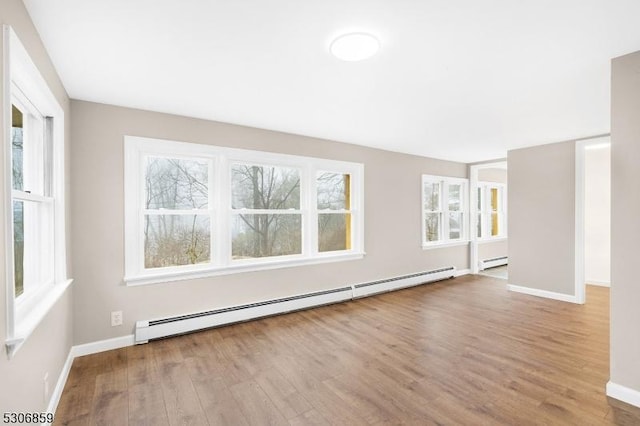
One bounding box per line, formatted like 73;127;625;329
330;32;380;61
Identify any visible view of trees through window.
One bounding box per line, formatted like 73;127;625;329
423;182;441;242
12;105;24;297
317;172;351;252
231;164;301;258
144;157;211;268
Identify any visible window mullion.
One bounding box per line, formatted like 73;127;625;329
441;181;449;241
307;166;318;257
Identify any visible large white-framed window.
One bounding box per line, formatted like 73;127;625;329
3;26;70;358
477;182;507;240
422;174;468;248
124;136;364;286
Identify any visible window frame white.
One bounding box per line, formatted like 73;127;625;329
421;174;469;249
477;181;508;240
124;136;365;286
3;26;70;358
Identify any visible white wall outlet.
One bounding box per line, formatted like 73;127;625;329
43;372;49;403
111;310;123;327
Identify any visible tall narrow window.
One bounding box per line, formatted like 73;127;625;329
231;163;302;259
317;172;351;252
422;175;468;247
11;97;55;303
5;26;69;357
478;183;507;239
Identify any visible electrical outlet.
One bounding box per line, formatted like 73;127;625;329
43;372;49;403
111;311;123;327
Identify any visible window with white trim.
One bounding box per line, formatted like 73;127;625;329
4;26;69;357
422;175;468;247
124;136;364;285
477;182;507;239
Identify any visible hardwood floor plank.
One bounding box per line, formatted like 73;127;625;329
54;277;640;425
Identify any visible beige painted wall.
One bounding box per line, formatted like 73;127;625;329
478;240;508;263
610;51;640;393
70;100;469;344
584;145;610;285
478;168;507;184
508;141;575;295
0;0;73;413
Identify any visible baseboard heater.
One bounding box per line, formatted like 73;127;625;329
134;266;457;344
480;256;508;271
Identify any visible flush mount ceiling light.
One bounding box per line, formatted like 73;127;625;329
330;32;380;61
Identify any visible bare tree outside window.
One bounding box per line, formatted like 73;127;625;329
424;182;440;242
317;172;351;252
144;157;210;268
231;164;301;258
12;106;24;296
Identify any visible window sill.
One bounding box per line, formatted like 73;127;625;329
422;240;470;250
476;237;508;243
5;278;74;359
125;252;366;286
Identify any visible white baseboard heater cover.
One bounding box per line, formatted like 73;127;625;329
480;256;508;271
352;267;456;298
134;266;456;344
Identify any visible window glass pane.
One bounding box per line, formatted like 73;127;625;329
144;215;210;268
477;187;482;210
477;213;483;238
232;214;301;258
232;164;300;210
491;187;499;212
491;212;500;236
449;212;462;240
317;172;350;210
146;157;208;209
12;105;24;191
423;182;440;211
318;213;351;252
13;201;24;297
424;213;440;242
448;184;461;211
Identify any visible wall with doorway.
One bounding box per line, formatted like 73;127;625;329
477;168;508;265
584;144;610;286
508;140;576;297
610;50;640;401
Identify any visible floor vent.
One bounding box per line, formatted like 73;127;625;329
480;256;508;271
352;267;456;298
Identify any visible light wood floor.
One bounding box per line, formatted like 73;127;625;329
55;275;640;425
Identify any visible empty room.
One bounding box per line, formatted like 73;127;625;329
2;0;640;424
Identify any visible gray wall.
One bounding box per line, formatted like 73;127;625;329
70;100;469;344
508;141;575;295
0;0;73;413
610;51;640;393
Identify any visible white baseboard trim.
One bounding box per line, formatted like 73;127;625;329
46;350;74;416
71;334;135;358
454;268;471;277
586;280;610;287
607;381;640;408
507;284;579;303
47;334;135;418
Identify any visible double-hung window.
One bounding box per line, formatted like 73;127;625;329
477;183;507;239
125;136;364;285
422;175;468;247
4;26;69;357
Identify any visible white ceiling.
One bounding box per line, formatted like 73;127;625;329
23;0;640;163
